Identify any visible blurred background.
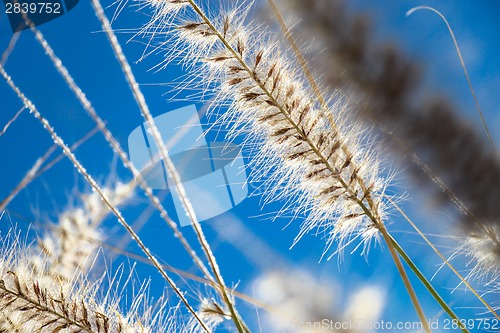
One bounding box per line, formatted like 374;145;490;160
0;1;499;331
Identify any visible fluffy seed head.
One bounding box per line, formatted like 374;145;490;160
140;1;389;256
0;234;157;333
31;182;133;286
463;225;500;280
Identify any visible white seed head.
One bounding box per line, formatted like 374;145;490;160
139;2;389;256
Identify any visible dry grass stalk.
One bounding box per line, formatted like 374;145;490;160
91;1;248;331
0;63;210;331
26;16;216;286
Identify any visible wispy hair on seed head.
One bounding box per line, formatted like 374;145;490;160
138;1;391;260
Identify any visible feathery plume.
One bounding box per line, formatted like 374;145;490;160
136;1;438;325
461;225;500;280
139;0;389;256
91;1;247;330
0;232;161;333
30;183;134;285
186;298;230;333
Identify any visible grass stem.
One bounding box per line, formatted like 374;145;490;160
389;234;469;333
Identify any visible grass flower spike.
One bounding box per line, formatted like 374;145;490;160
0;186;162;333
141;0;389;256
0;258;152;333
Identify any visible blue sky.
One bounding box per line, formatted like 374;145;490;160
0;1;499;332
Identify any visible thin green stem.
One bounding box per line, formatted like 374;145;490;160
389;234;469;333
388;197;500;320
378;225;431;333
